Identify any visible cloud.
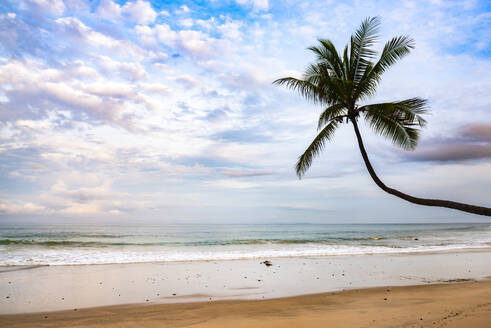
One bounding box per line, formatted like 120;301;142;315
222;169;274;177
236;0;269;12
176;74;199;88
0;202;47;215
135;22;232;57
175;5;191;15
95;0;121;21
96;0;157;25
25;0;66;16
0;59;153;125
94;55;147;80
407;144;491;162
202;108;229;122
212;127;272;143
460;123;491;141
179;18;194;28
217;20;243;40
138;83;171;94
121;0;157;25
56;17;144;59
404;123;491;162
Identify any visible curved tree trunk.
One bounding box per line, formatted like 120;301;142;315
350;118;491;217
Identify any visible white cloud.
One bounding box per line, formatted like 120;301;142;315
179;18;194;28
93;55;147;80
177;30;214;56
56;17;145;59
175;5;191;14
95;0;121;21
139;83;171;94
152;62;169;72
218;19;243;40
176;74;199;88
0;202;47;214
121;0;157;25
236;0;269;12
96;0;157;24
136;23;218;57
83;82;135;98
27;0;65;16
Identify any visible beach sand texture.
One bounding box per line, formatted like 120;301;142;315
1;280;490;328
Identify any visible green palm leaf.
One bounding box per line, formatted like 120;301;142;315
317;103;347;130
296;120;339;178
360;98;427;150
308;39;345;79
350;17;380;85
355;35;414;101
273;77;319;103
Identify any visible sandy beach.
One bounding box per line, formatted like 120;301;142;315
1;280;490;328
1;249;491;327
2;250;491;313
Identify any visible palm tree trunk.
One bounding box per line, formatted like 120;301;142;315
350;118;491;217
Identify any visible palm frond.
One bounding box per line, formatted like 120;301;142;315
355;35;414;101
308;39;345;79
352;62;378;101
304;63;348;105
296;120;339;178
373;35;414;75
349;17;380;84
360;98;428;149
343;44;350;79
273;77;319;103
317;103;347;130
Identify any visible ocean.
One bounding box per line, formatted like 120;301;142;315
1;223;490;266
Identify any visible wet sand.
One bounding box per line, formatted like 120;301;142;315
1;280;491;327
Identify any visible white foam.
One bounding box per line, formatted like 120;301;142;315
1;243;490;266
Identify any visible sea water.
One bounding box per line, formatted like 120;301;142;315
1;223;490;265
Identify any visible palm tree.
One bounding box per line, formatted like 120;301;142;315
274;17;491;217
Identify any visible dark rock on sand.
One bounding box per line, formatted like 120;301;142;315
261;260;273;267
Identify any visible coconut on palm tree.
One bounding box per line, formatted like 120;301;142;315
274;17;491;217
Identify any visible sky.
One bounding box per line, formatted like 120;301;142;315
0;0;490;224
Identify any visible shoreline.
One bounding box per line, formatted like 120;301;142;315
2;245;490;268
2;280;491;327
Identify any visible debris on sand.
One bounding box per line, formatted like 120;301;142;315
261;260;273;267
